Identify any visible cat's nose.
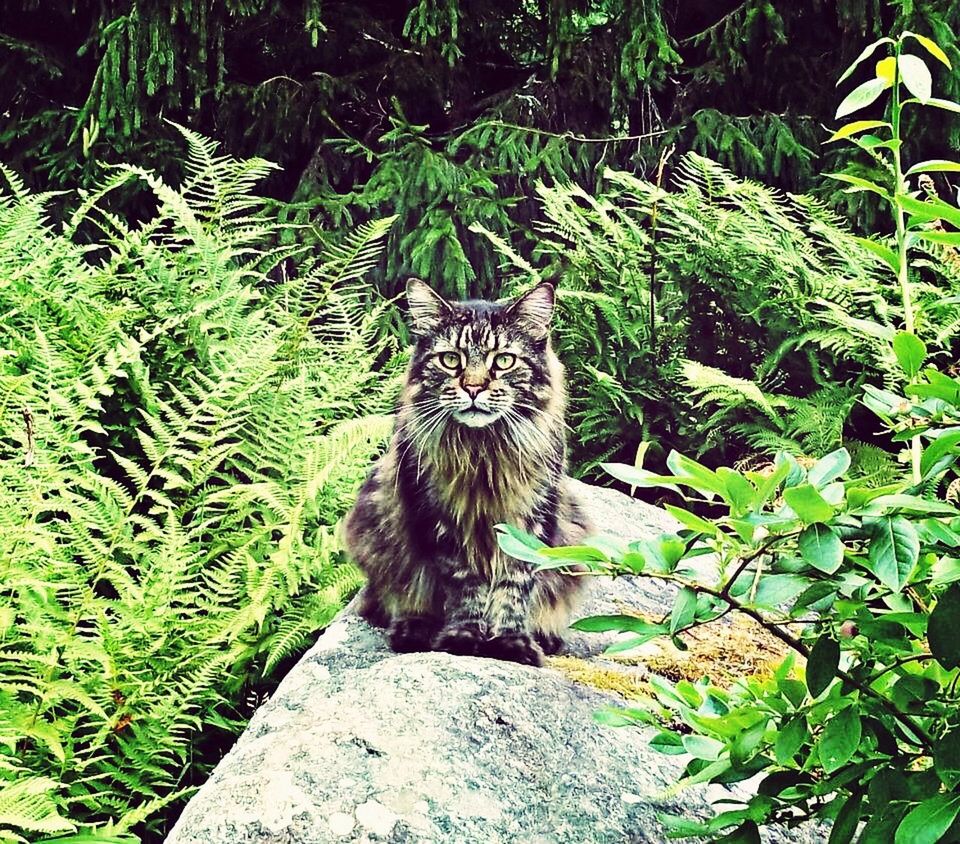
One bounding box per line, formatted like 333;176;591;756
462;383;486;399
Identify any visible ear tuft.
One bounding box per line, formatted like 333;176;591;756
507;282;555;338
406;278;451;335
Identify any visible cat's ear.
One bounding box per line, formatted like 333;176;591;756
507;282;555;338
406;278;451;334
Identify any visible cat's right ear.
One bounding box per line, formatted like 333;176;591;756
406;278;451;335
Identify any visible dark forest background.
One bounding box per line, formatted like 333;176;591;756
5;0;960;296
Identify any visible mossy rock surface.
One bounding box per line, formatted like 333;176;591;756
166;481;818;844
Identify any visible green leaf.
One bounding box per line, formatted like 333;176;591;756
783;484;835;524
601;462;679;494
894;794;960;844
751;574;813;609
828;792;864;844
495;524;546;564
924;97;960;114
818;708;861;773
593;706;646;727
866;516;920;592
808;448;852;489
717;467;757;515
806;635;840;697
682;734;725;760
933;557;960;585
731;719;768;768
774;716;808;764
666;451;728;497
650;730;686;755
753;455;792;504
905;32;952;69
864;494;957;515
664;504;719;536
670;586;698;633
898;192;960;229
837;37;894;85
928;583;960;670
915;229;960;246
603;629;668;654
935;729;960;788
921;430;960;478
798;523;844;574
898;54;933;102
835;77;890;118
539;545;609;562
631;534;686;573
906;159;960;175
852;235;898;272
571;614;663;635
824;172;890;198
893;331;927;378
826;120;890;142
656;815;713;836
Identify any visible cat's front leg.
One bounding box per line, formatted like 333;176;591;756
432;570;488;656
480;571;544;667
388;615;441;652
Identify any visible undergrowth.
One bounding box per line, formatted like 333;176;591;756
0;127;396;842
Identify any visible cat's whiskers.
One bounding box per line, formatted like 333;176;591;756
393;404;450;492
496;408;528;480
515;402;567;433
414;405;452;480
500;407;553;477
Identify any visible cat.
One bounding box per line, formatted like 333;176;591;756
344;278;591;666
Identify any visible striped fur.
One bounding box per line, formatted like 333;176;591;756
344;279;591;666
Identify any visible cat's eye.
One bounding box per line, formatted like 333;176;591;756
492;352;517;370
437;351;462;370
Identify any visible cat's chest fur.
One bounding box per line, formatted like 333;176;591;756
426;427;543;573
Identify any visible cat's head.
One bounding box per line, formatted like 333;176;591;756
403;279;559;429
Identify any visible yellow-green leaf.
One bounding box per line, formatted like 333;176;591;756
876;56;896;84
852;235;898;271
906;32;952;69
906;159;960;175
837;37;894;85
826;120;889;143
925;97;960;113
836;77;889;119
825;172;890;199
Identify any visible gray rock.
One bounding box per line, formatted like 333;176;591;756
166;482;819;844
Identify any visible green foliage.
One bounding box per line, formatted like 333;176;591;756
483;150;955;472
0;129;394;841
500;420;960;841
496;31;960;843
826;29;960;482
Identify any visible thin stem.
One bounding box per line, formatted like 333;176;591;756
865;653;933;684
719;532;797;599
607;566;935;750
889;39;923;483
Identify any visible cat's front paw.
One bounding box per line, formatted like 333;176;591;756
433;623;485;656
482;631;544;667
534;630;564;656
389;617;439;652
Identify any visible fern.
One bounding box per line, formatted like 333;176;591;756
0;135;393;840
485;151;960;471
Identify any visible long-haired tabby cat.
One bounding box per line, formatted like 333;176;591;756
345;279;590;666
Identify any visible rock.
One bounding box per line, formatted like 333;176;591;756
166;481;819;844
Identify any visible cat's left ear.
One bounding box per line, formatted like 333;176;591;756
507;282;555;338
406;278;452;335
